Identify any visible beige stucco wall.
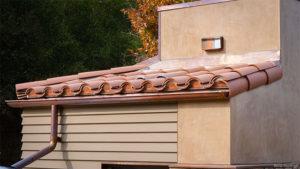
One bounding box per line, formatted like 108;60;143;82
177;101;231;164
159;0;280;60
230;0;300;164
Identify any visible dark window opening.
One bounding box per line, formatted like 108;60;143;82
103;164;169;169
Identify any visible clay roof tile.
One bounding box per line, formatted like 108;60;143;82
264;66;283;84
251;61;277;70
233;66;259;76
14;60;282;100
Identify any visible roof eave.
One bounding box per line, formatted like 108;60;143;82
6;89;229;108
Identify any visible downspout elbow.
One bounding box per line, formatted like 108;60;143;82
49;139;58;151
10;105;60;169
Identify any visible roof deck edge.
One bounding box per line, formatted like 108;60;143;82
6;90;229;108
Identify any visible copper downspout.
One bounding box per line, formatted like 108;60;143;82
11;105;59;169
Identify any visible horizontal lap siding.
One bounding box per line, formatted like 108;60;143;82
22;151;177;162
22;133;177;143
22;123;177;134
21;104;178;169
22;142;177;152
23;160;102;169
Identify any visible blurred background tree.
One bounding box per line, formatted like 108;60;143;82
0;0;194;165
0;0;140;165
123;0;193;58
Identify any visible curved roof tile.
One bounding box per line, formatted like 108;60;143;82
15;61;282;100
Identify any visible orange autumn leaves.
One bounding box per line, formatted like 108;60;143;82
123;0;193;57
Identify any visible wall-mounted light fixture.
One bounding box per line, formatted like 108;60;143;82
202;36;224;51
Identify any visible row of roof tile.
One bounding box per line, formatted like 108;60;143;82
16;61;282;99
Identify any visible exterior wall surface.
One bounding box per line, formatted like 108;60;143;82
230;0;300;164
177;101;231;164
159;0;280;60
21;104;178;169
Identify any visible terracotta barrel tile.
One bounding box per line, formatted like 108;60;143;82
14;60;283;100
122;82;136;94
206;65;226;71
210;69;232;75
251;61;277;70
246;71;268;90
107;80;126;89
211;80;229;89
82;77;106;82
142;73;162;79
68;83;85;92
28;86;48;94
219;72;241;81
143;83;159;93
110;64;147;73
188;70;210;76
46;75;78;85
105;76;128;81
101;83;112;94
158;71;188;78
101;84;123;95
99;80;126;95
183;66;205;73
62;86;74;97
225;63;248;69
25;86;48;99
124;76;138;81
85;81;105;90
44;88;55;98
233;66;259;76
49;84;68;92
81;85;94;96
161;68;185;73
127;79;145;89
227;77;249;97
264;66;283;84
102;74;116;78
142;69;164;74
16;80;47;91
65;79;82;84
26;89;46;99
16;90;28;99
171;76;193;85
45;84;69;97
122;71;143;76
78;70;112;79
164;79;180;91
189;79;202;90
193;74;215;84
166;77;193;90
143;78;167;92
146;78;167;87
122;80;146;94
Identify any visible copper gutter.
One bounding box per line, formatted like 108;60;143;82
6;90;229;108
11;105;59;169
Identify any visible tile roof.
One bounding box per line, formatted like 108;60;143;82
15;61;282;100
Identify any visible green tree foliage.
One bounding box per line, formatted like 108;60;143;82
0;0;140;165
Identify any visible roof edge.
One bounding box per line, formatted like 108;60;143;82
6;90;229;108
157;0;237;12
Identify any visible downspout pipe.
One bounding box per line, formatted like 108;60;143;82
10;105;59;169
